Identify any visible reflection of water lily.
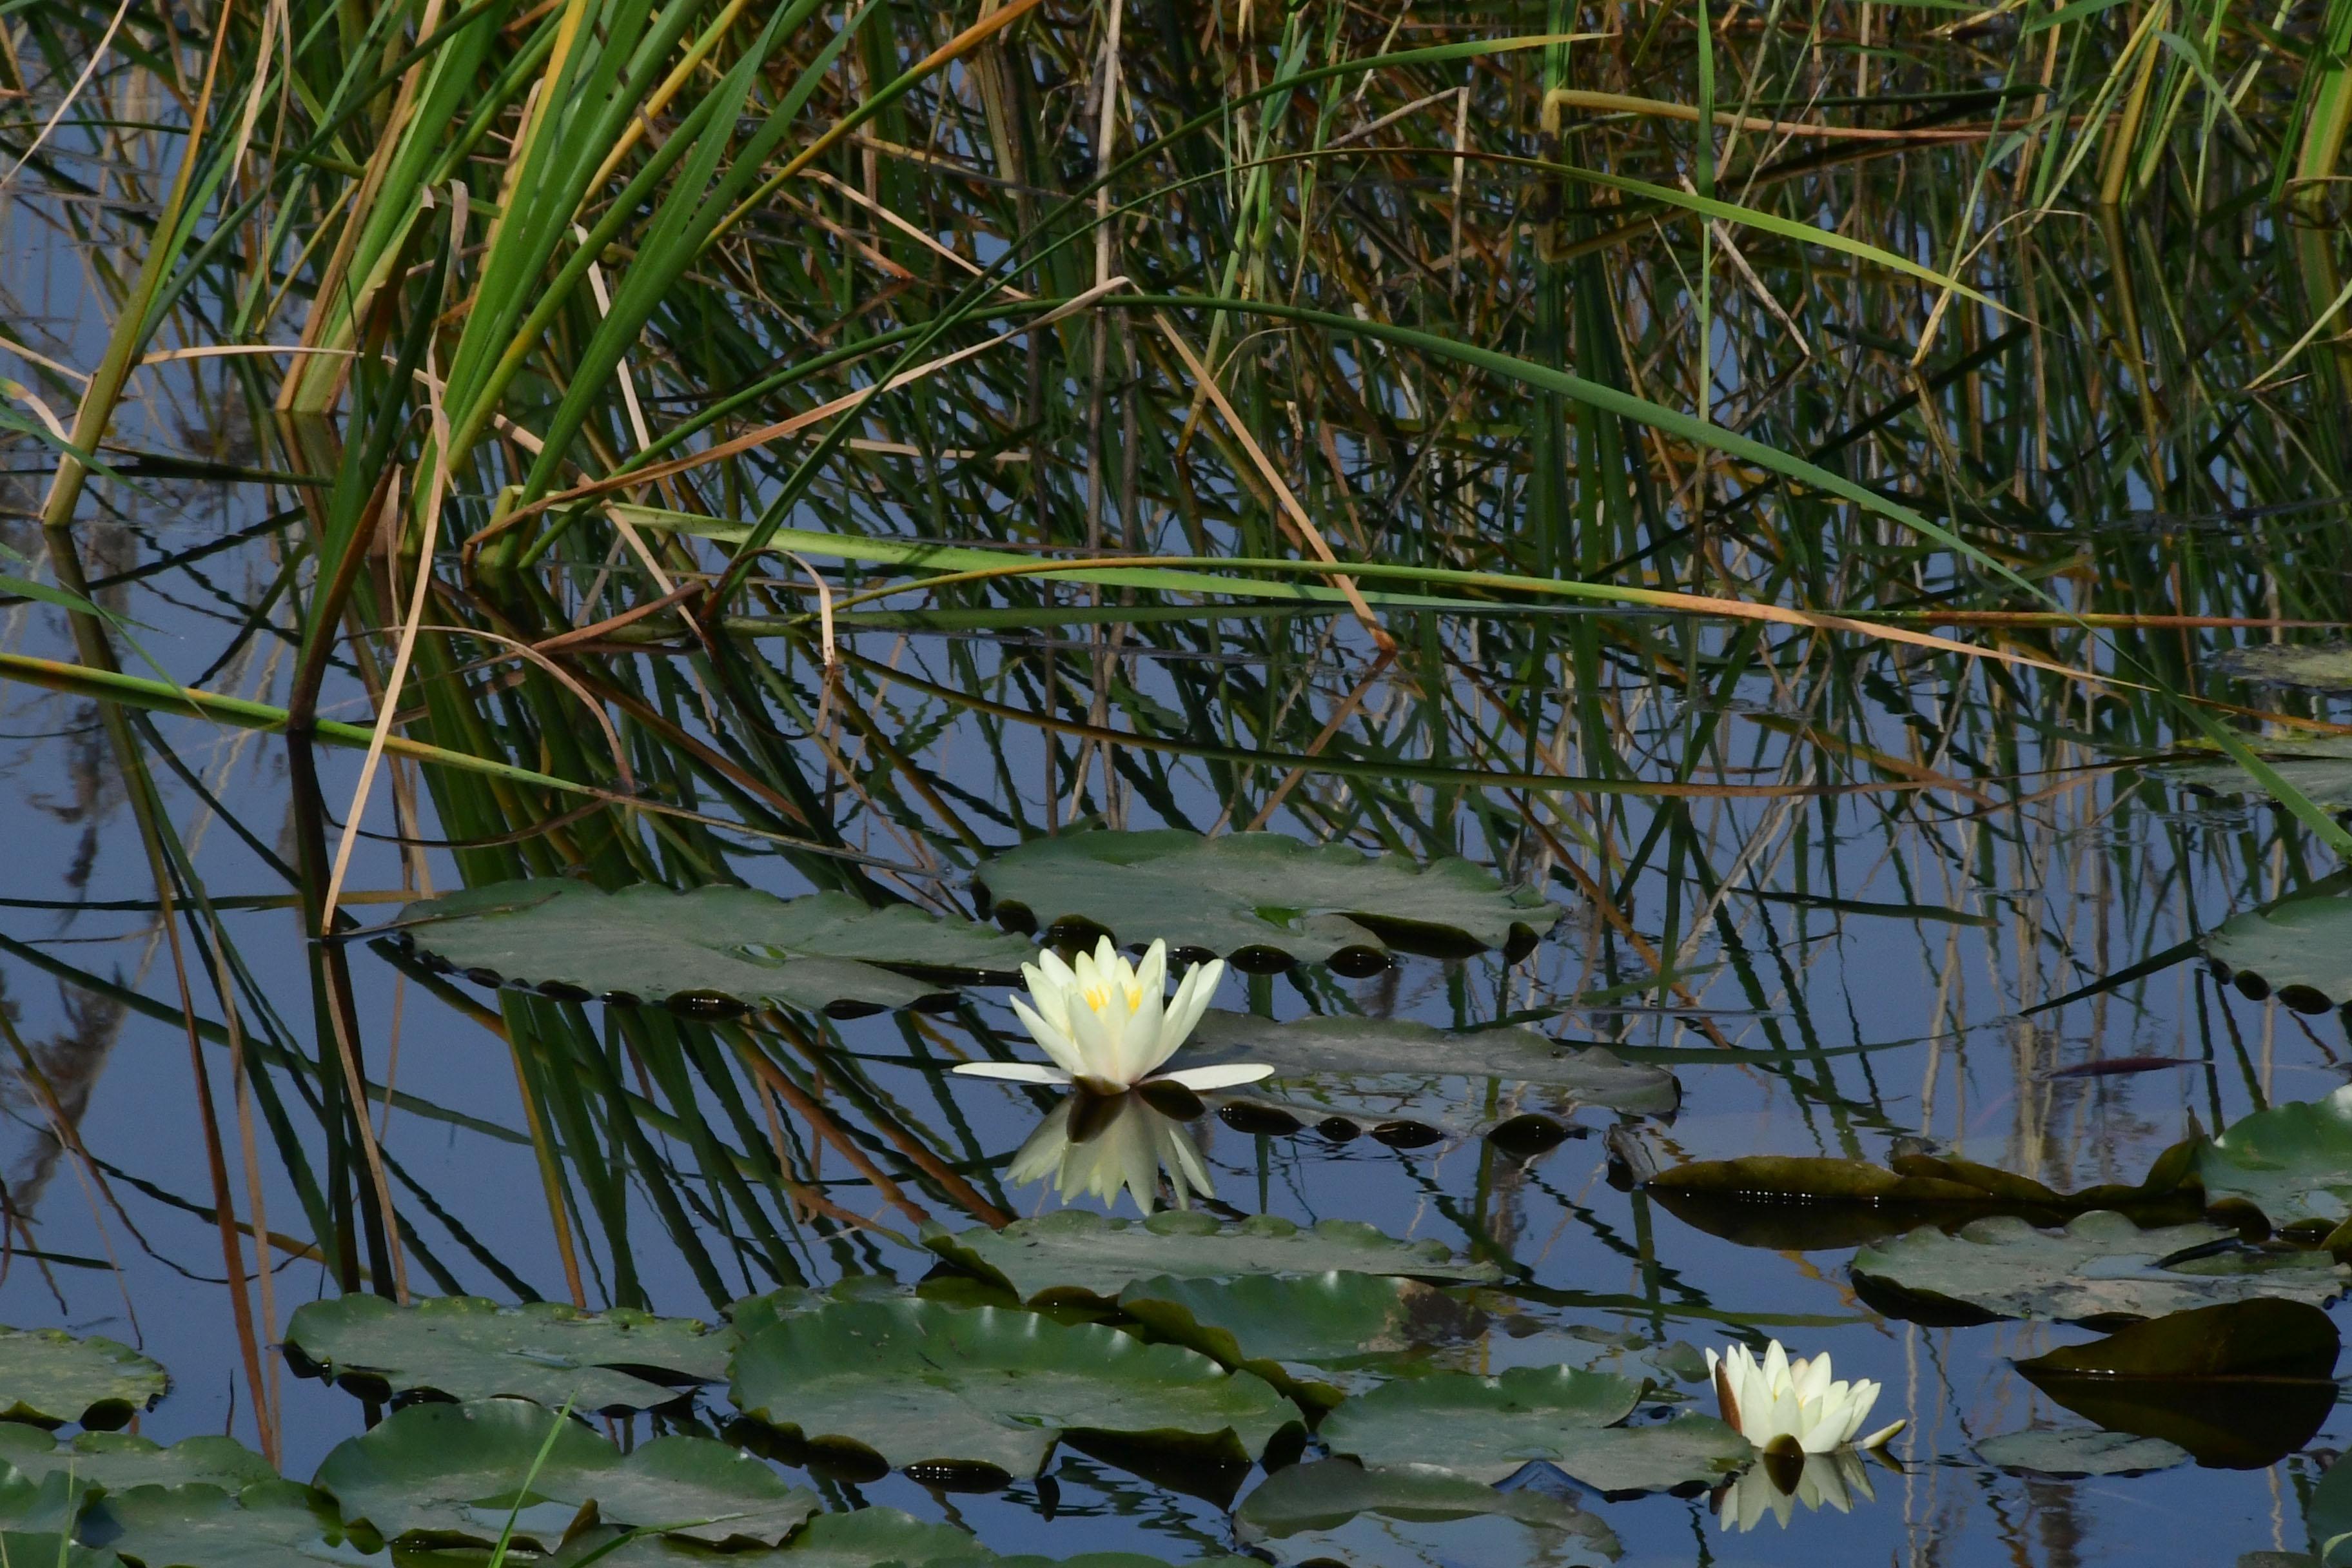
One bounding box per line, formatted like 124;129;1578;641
954;937;1269;1094
1714;1447;1881;1532
1008;1092;1212;1214
1707;1340;1904;1455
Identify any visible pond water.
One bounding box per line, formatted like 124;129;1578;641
5;10;2352;1567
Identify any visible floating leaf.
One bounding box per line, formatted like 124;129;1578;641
2012;1298;2339;1469
2199;1086;2352;1230
0;1427;274;1508
1118;1273;1487;1407
0;1532;119;1568
1235;1458;1620;1567
2311;1450;2352;1565
923;1210;1498;1306
2203;896;2352;1012
77;1481;384;1568
1850;1211;2349;1324
2166;738;2352;813
1647;1144;2202;1251
972;831;1558;965
728;1298;1297;1480
1974;1427;2190;1476
312;1398;816;1549
283;1295;732;1411
2209;645;2352;692
0;1327;168;1430
1318;1366;1745;1491
396;880;1035;1017
546;1507;982;1568
1180;1013;1677;1116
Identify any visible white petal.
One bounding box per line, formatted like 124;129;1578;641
951;1061;1073;1084
1165;958;1225;1043
1010;997;1089;1078
1857;1418;1906;1450
1154;1062;1277;1090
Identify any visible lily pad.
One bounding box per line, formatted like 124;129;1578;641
1974;1427;2190;1476
2209;645;2352;692
395;880;1036;1017
2199;1086;2352;1230
283;1295;732;1411
2166;738;2352;813
1647;1143;2202;1251
728;1297;1296;1480
923;1210;1499;1306
2203;896;2352;1012
0;1328;168;1430
1179;1014;1677;1116
312;1398;816;1549
971;831;1559;965
1117;1272;1487;1407
76;1481;384;1568
0;1427;275;1497
1235;1458;1620;1567
2012;1298;2339;1469
545;1507;983;1568
1850;1211;2349;1324
0;1533;120;1568
2312;1450;2352;1564
1317;1365;1747;1491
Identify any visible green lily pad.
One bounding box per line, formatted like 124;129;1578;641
2312;1450;2352;1564
1850;1211;2349;1324
971;831;1559;964
1317;1365;1745;1490
2210;645;2352;692
0;1427;275;1498
283;1295;732;1411
312;1399;816;1549
729;1298;1296;1480
2204;896;2352;1012
1118;1273;1486;1407
2164;739;2352;812
0;1328;168;1430
395;880;1035;1016
2012;1298;2340;1469
543;1506;983;1568
76;1481;384;1568
0;1532;120;1568
1179;1014;1677;1115
923;1210;1498;1306
1235;1458;1620;1567
2200;1086;2352;1229
1974;1427;2190;1476
1647;1142;2202;1251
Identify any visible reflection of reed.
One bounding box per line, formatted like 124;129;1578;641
0;978;124;1222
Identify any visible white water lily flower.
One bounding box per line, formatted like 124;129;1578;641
1008;1092;1213;1214
953;937;1269;1095
1715;1448;1878;1532
1706;1339;1905;1456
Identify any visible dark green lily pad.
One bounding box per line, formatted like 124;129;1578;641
1974;1427;2190;1476
544;1507;983;1568
1235;1458;1620;1567
2210;645;2352;692
0;1427;275;1500
1647;1142;2202;1251
971;831;1559;964
0;1328;168;1431
728;1298;1296;1479
2199;1087;2352;1229
1117;1272;1486;1407
312;1398;816;1549
2012;1298;2339;1469
923;1210;1499;1306
2311;1449;2352;1564
283;1295;732;1411
1850;1211;2349;1324
1317;1365;1745;1490
395;880;1035;1015
2165;739;2352;812
0;1533;120;1568
1179;1013;1677;1115
2203;896;2352;1012
77;1480;384;1568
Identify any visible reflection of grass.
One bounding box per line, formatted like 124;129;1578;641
1;0;2347;1502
